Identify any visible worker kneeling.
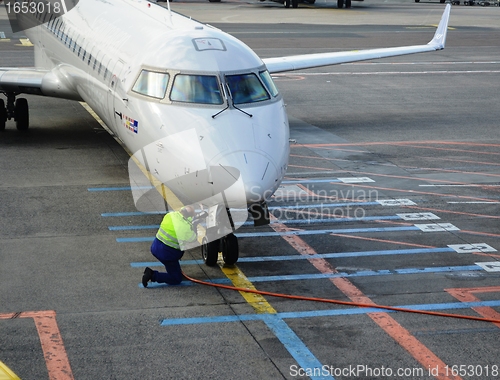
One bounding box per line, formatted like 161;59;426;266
142;205;201;287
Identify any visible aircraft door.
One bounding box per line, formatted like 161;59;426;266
107;59;127;138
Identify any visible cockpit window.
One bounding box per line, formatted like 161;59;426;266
170;74;223;104
226;73;270;105
132;70;169;99
259;70;279;97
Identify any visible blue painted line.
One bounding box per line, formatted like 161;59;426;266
263;315;333;380
235;226;418;238
114;215;401;230
282;179;341;184
117;237;155;243
109;225;159;231
135;264;481;285
103;201;379;219
117;226;418;243
88;186;154;192
102;211;164;217
240;215;401;226
241;265;480;283
130;247;455;268
160;300;500;326
269;201;380;210
159;312;333;379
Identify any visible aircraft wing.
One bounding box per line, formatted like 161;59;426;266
0;67;83;101
263;4;450;74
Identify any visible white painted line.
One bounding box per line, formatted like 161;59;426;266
475;262;500;272
448;243;497;254
447;201;500;204
377;199;416;206
420;184;500;187
337;177;375;183
273;185;309;199
397;213;440;221
415;223;460;232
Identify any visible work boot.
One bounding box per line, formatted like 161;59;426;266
142;267;154;288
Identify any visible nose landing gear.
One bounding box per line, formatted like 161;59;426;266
200;206;240;266
201;233;239;267
0;93;30;131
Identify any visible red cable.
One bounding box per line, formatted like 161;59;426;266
183;272;500;324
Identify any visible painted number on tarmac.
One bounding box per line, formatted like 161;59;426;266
415;223;460;232
377;199;416;206
475;262;500;272
448;243;497;254
397;213;440;221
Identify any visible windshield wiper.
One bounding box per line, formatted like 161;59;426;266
212;105;229;119
212;83;252;118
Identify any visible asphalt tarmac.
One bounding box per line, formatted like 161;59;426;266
1;1;499;379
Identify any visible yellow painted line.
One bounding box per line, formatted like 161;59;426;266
219;263;277;314
0;361;21;380
0;39;11;43
406;25;456;30
18;38;34;47
81;102;273;313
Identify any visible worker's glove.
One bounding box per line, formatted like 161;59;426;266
195;211;208;219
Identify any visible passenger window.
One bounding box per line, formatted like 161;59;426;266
170;75;223;104
132;70;169;99
226;73;270;105
259;70;279;97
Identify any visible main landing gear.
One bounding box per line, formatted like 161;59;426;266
0;93;30;131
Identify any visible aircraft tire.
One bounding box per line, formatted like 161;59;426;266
202;237;219;266
15;98;29;131
222;234;239;265
0;99;6;131
284;0;291;8
337;0;344;8
292;0;299;7
346;0;351;8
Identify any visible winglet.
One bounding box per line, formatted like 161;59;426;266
428;3;451;50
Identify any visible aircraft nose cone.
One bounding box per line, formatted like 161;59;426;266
212;151;279;205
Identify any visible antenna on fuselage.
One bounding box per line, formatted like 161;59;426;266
166;0;173;25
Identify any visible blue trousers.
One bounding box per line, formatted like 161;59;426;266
150;238;185;285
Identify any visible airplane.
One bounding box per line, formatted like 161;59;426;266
0;0;451;266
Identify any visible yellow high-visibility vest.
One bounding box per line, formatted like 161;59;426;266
156;211;196;250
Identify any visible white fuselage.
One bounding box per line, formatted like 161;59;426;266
23;0;289;208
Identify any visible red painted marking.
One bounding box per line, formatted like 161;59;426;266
330;233;437;249
337;182;497;203
445;287;500;329
290;141;500;149
270;217;461;380
0;310;74;380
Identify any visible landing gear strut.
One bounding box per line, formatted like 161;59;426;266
0;93;30;131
